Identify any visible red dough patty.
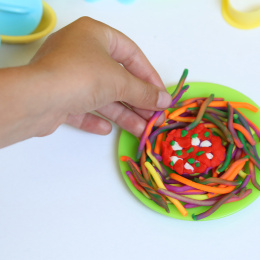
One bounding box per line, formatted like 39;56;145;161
162;124;226;174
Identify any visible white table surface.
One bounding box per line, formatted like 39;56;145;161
1;1;260;259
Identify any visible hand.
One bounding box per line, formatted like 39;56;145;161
0;17;172;148
30;17;171;137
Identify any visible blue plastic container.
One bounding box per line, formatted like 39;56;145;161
117;0;135;4
0;0;43;36
85;0;135;4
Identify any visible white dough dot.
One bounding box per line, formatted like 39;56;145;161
184;162;194;171
171;141;183;151
191;137;200;146
206;153;213;159
200;140;212;147
170;156;183;164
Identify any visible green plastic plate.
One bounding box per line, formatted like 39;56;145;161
118;82;260;221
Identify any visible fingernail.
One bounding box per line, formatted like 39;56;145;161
157;91;172;109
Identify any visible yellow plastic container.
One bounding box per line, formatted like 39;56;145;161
1;1;56;44
222;0;260;29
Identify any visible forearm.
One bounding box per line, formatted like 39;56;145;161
0;65;66;148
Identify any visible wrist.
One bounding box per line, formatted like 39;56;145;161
0;64;67;147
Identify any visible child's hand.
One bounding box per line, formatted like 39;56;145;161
30;17;171;137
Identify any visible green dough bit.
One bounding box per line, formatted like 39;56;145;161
188;158;195;164
170;140;175;146
195;162;200;167
204;131;210;137
191;133;198;138
181;130;188;137
170;161;174;166
187;147;194;153
196;151;205;156
176;150;183;156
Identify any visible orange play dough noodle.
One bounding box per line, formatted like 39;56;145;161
169;173;236;194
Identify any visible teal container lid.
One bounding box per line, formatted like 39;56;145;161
0;0;43;36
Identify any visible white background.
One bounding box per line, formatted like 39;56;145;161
1;0;260;259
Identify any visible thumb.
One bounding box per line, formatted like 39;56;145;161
117;68;172;111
